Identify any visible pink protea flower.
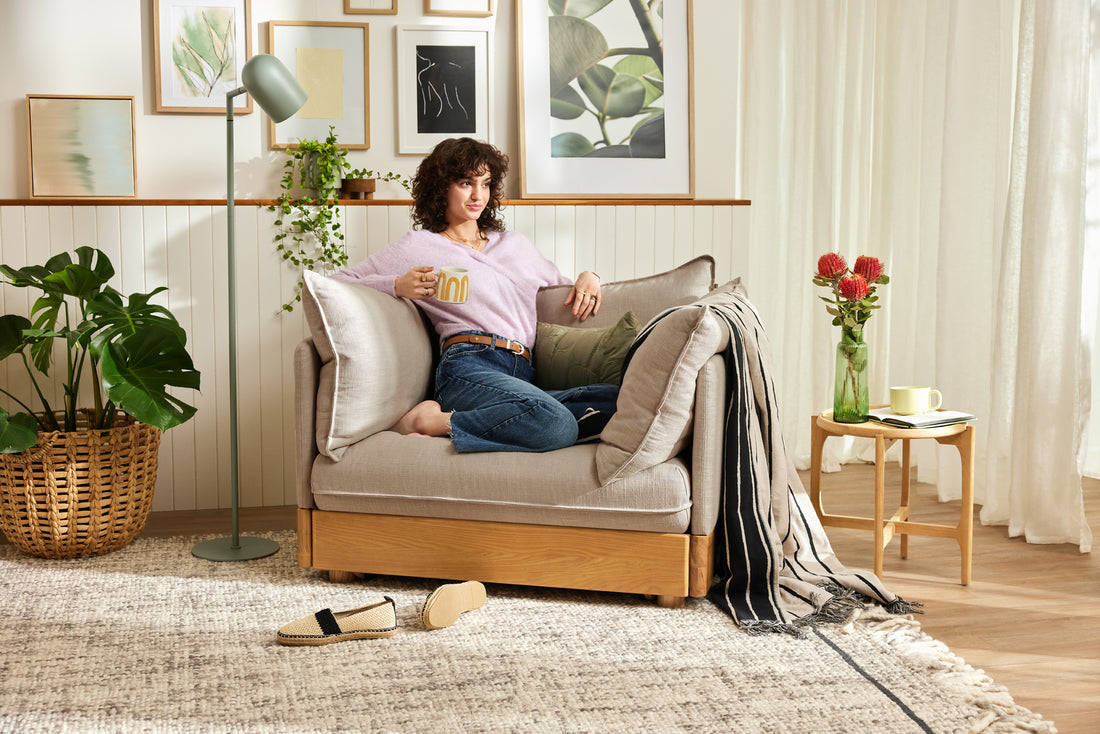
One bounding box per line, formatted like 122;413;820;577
853;255;884;283
816;252;847;279
838;274;869;301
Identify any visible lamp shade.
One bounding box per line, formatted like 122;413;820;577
241;54;307;123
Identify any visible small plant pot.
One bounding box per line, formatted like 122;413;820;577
0;410;161;558
341;178;376;199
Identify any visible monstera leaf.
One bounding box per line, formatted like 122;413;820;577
0;247;201;445
99;325;200;431
0;408;39;454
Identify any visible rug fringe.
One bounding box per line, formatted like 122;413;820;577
844;607;1057;733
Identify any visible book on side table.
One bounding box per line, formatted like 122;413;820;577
868;407;976;429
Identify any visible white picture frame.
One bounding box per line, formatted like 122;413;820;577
396;25;493;154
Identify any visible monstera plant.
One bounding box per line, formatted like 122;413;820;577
548;0;668;158
0;246;200;453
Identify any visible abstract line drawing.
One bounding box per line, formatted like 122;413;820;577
415;45;477;134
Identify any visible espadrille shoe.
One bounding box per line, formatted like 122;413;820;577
420;581;487;630
277;597;397;646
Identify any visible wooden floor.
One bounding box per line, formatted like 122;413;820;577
138;467;1099;732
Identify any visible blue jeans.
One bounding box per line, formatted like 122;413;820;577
435;331;620;453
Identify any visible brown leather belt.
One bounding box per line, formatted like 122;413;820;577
441;334;531;361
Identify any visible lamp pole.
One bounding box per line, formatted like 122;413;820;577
192;87;280;562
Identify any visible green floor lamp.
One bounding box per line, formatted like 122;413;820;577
193;55;307;562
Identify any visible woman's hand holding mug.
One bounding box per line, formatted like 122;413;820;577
396;266;437;300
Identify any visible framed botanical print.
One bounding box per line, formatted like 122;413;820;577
396;25;493;154
516;0;694;198
153;0;253;114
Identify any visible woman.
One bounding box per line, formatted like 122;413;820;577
334;137;619;453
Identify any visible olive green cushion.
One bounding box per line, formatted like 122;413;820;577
534;311;641;390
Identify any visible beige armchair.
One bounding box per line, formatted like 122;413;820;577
294;256;729;608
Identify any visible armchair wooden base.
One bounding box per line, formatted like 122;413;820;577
298;508;714;609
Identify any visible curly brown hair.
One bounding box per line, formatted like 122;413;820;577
410;137;508;233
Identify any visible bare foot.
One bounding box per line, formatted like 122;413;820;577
391;400;452;437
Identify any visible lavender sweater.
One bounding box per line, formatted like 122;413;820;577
333;228;571;348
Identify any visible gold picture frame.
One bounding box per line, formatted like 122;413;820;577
27;95;137;198
153;0;253;115
267;21;371;150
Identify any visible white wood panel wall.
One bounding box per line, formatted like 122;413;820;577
0;202;749;511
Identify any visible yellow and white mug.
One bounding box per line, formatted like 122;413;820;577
890;385;942;415
436;267;469;304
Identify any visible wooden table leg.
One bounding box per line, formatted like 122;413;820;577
873;433;886;579
936;425;975;585
809;415;827;520
900;438;911;559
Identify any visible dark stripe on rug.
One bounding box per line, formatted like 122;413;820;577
814;628;933;733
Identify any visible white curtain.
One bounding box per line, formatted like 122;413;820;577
734;0;1093;551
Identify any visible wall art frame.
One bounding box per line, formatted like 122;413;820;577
267;21;370;150
424;0;494;18
27;95;137;199
153;0;253;114
344;0;397;15
396;24;493;154
516;0;694;199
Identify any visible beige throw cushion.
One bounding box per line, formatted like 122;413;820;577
595;303;728;486
536;255;716;329
302;271;433;461
534;311;641;389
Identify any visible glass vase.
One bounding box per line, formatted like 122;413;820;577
833;330;869;423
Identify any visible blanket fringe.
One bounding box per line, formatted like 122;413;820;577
740;583;925;637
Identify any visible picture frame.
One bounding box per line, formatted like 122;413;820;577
424;0;494;18
396;25;493;154
153;0;253;114
267;21;370;149
27;95;137;198
344;0;397;15
516;0;694;199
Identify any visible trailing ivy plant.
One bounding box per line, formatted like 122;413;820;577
270;126;410;312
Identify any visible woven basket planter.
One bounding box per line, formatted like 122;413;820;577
0;410;161;559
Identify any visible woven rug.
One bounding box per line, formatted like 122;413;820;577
0;531;1053;734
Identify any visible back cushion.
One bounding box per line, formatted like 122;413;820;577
302;271;433;461
535;255;716;329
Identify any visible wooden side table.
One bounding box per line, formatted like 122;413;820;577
808;408;975;585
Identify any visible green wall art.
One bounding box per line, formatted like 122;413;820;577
153;0;253;114
517;0;693;198
548;0;666;159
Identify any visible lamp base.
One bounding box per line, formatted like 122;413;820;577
192;536;280;562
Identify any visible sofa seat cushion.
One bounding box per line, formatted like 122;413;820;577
309;433;692;533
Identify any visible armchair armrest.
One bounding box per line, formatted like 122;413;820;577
690;353;726;536
294;338;321;510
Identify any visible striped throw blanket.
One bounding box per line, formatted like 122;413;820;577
634;287;917;635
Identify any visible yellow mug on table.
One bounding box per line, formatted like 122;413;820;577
436;267;469;304
890;385;942;415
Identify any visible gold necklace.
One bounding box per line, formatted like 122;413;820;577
442;228;486;251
